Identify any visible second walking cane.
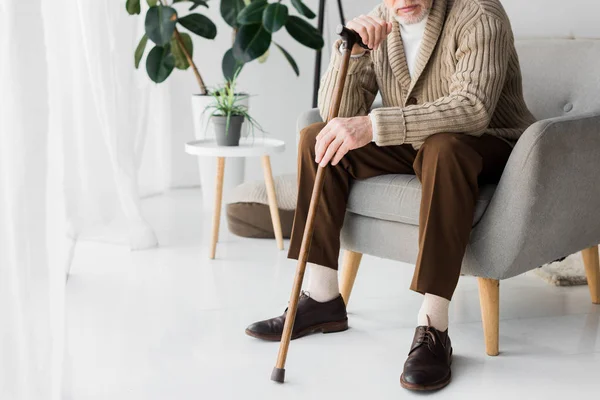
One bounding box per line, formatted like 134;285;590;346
271;25;370;384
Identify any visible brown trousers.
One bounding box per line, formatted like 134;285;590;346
287;122;513;300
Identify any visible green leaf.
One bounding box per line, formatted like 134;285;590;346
145;6;178;46
146;45;175;83
285;16;323;50
146;0;158;7
222;48;245;80
171;32;193;69
174;0;209;10
178;13;217;39
291;0;316;19
237;0;267;25
189;0;209;11
221;0;245;28
232;23;272;63
134;34;148;69
273;42;298;76
263;3;288;33
126;0;141;15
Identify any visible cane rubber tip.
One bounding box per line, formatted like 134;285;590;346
271;367;285;383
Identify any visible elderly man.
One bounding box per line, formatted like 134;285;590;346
246;0;536;391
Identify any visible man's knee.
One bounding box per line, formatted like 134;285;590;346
419;133;479;162
421;133;468;153
298;122;326;156
415;133;481;177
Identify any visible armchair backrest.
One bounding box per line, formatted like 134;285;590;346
516;39;600;120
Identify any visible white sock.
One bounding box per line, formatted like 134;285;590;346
417;293;450;331
305;262;339;303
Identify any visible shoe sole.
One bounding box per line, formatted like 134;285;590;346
399;349;453;392
400;372;451;391
245;319;349;341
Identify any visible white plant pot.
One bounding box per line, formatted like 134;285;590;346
191;94;248;212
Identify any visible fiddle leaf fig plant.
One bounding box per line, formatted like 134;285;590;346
126;0;216;94
221;0;323;79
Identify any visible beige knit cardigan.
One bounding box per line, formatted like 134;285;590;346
318;0;536;149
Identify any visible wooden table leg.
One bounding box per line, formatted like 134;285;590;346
210;157;225;259
261;155;284;250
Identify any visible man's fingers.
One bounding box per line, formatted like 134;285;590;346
364;16;383;50
320;137;344;167
315;121;331;142
315;129;335;164
360;17;377;49
331;142;349;166
314;123;331;162
350;15;374;48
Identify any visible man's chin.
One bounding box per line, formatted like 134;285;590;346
394;7;430;25
396;13;428;25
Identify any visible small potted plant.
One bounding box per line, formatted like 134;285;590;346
204;70;264;146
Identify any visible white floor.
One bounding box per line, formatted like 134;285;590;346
65;188;600;399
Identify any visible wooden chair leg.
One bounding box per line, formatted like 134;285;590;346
477;278;500;356
581;246;600;304
340;250;363;306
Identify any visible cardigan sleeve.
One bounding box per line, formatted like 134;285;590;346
317;5;385;121
370;15;511;146
317;40;379;121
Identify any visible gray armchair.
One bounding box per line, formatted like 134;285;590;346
295;39;600;356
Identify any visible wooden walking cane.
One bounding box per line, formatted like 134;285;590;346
271;25;370;384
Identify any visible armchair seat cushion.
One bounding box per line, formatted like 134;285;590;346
347;174;497;226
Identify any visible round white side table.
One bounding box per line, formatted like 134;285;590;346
185;137;286;259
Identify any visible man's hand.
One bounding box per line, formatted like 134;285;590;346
347;15;393;51
315;116;373;167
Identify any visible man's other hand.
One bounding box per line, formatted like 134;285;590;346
347;15;393;51
315;116;373;167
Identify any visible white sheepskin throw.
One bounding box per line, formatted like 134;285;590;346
529;252;588;286
226;173;298;210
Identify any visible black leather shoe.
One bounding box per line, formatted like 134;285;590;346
400;325;453;391
245;292;348;341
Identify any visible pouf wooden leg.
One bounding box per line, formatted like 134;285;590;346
340;250;363;306
581;246;600;304
478;278;500;356
210;157;225;259
261;155;284;250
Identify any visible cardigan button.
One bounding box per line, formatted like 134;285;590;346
407;97;418;106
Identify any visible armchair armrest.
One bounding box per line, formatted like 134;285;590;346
468;111;600;279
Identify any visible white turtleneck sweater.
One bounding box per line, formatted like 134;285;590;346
340;15;429;142
397;15;429;77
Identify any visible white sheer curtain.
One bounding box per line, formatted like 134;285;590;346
1;0;202;397
42;0;200;251
43;0;162;250
0;1;65;399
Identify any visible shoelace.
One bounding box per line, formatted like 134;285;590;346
417;327;437;347
415;315;438;351
285;291;310;312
